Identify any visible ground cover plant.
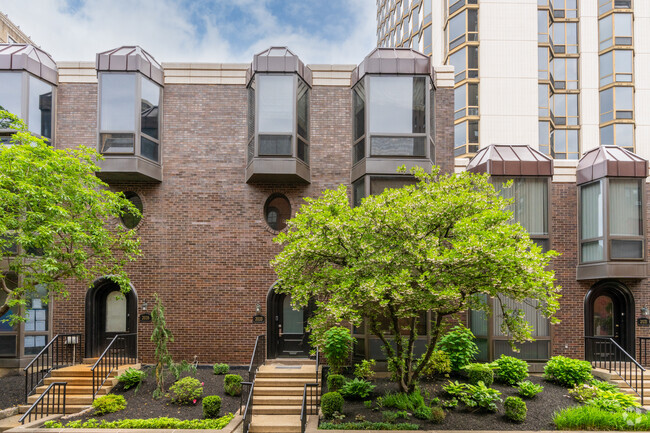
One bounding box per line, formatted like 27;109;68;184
515;380;543;398
43;414;235;430
118;368;146;391
92;394;127;415
554;406;650;431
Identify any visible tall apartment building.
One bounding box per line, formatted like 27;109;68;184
376;0;649;161
0;12;35;45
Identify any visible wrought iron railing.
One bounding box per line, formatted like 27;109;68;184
300;383;319;433
240;382;252;416
242;382;254;433
24;333;81;402
639;337;650;367
91;333;137;399
585;336;645;405
248;335;265;382
20;382;67;424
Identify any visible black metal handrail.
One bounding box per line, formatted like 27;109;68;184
24;333;81;402
242;382;254;433
639;337;650;367
315;346;320;386
20;382;67;424
300;383;319;433
248;335;265;382
585;336;645;405
240;382;252;416
91;333;137;399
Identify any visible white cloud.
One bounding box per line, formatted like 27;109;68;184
0;0;377;65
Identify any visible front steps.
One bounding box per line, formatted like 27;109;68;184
593;367;650;410
19;362;140;416
249;363;320;433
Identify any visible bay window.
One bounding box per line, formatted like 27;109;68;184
0;72;54;141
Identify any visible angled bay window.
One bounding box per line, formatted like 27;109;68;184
599;50;633;86
0;45;57;142
449;45;478;83
350;48;435;184
599;13;632;50
577;146;647;280
246;47;312;183
447;9;478;50
552;21;578;54
95;46;163;182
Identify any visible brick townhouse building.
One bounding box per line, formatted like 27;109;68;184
0;40;650;373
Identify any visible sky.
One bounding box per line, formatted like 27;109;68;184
0;0;377;65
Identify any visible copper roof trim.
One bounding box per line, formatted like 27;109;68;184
96;46;163;86
246;46;312;87
351;47;433;87
0;44;57;84
576;145;648;185
466;144;554;177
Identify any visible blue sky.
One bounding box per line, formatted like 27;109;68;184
1;0;377;64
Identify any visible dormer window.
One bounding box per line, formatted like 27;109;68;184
95;46;163;182
246;47;312;183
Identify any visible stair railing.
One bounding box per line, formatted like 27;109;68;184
241;382;254;433
300;383;319;433
639;337;650;367
585;336;645;405
91;333;137;399
20;382;67;425
24;333;81;402
248;335;265;382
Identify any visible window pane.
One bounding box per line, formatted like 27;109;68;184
248;86;255;140
468;46;478;70
494;297;549;337
593;295;613;336
371;136;425;156
493;178;548;235
353;83;365;141
449;49;466;82
611;239;643;259
448;11;465;45
616;123;634;148
582;240;604;262
258;75;294;133
0;335;16;357
259;135;292;155
413;77;426;133
100;133;135;154
455;84;466;119
616;50;633;76
141;77;160;140
617;86;633;111
599;15;613;50
105;291;126;333
609;179;641;236
283;295;303;334
600;88;614;122
615;13;632;37
581;181;603;240
353;178;365;207
100;73;136;131
369;76;413;134
28;76;53;139
601;124;614;145
296;79;309;140
369;176;418;195
141;136;159;162
0;72;23;119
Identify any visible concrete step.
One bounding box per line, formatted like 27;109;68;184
27;394;93;405
253;378;317;387
256;365;317;379
50;364;138;378
35;385;106;395
249;415;301;433
43;377;118;386
0;415;21;433
254;386;320;396
82;358;99;364
265;359;315;366
252;405;302;415
253;395;319;406
18;404;90;415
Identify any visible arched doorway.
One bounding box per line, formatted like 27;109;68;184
584;281;634;355
85;278;137;358
266;285;313;358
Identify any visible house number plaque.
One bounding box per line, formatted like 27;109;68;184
252;314;265;324
638;318;650;327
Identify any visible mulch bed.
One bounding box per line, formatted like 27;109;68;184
70;366;243;422
330;374;578;431
0;373;24;411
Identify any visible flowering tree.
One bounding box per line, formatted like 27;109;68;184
272;168;560;392
0;110;141;324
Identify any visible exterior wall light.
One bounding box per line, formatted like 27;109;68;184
256;303;262;314
142;300;148;311
641;306;649;316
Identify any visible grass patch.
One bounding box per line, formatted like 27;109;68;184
553;406;650;431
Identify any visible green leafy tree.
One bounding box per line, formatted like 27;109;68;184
0;110;141;323
272;167;560;392
150;293;173;398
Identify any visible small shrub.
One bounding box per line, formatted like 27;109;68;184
117;368;146;391
202;395;221;418
568;383;600;403
339;378;375;400
363;400;372;409
223;374;243;396
436;324;479;371
413;405;432;420
430;406;446;423
492;355;529;385
516;380;543;398
441;398;458;410
327;374;346;392
92;394;127;415
464;363;494;386
419;350;452;378
354;359;376;380
504;396;527;423
321;392;344;419
169;360;197;381
213;363;229;375
169;376;203;404
544;356;592;387
323;326;354;374
461;382;502;412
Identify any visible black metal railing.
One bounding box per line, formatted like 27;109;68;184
248;335;265;382
242;382;254;433
300;383;319;433
240;382;252;416
24;333;81;402
585;336;645;405
314;346;320;385
20;382;67;424
91;333;137;399
639;337;650;367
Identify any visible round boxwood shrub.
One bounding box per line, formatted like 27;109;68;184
213;363;229;375
202;395;222;418
224;374;243;396
493;355;529;385
544;356;592;387
92;394;127;415
169;377;203;404
465;363;494;386
430;406;446;423
321;392;344;419
504;396;527;423
327;374;346;392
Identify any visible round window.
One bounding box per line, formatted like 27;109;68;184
121;192;143;229
264;194;291;231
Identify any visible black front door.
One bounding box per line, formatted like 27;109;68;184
268;292;310;358
585;282;634;356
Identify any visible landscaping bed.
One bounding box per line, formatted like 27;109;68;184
0;374;24;411
323;374;578;431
